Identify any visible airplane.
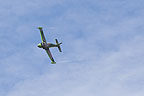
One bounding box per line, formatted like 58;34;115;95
37;27;62;64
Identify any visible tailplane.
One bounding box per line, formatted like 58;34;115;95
55;39;62;52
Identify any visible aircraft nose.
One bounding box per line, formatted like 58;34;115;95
37;44;41;48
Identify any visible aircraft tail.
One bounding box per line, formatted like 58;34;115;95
55;39;62;52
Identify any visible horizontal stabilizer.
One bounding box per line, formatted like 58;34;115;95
55;39;62;52
58;45;62;52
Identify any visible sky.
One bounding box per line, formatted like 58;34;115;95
0;0;144;96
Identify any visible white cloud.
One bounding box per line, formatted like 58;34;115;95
6;34;144;96
0;0;144;96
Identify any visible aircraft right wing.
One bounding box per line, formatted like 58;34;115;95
45;48;56;64
38;27;46;43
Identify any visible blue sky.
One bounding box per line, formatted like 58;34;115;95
0;0;144;96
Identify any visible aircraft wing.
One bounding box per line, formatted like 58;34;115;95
45;48;56;64
38;27;46;43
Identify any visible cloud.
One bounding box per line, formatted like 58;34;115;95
6;35;144;96
0;0;144;96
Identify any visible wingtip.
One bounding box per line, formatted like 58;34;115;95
38;27;42;29
51;62;56;64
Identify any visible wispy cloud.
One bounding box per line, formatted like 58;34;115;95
0;0;144;96
6;35;144;96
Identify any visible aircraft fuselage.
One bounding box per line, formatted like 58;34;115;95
38;42;58;49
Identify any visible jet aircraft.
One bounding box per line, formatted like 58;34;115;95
37;27;62;64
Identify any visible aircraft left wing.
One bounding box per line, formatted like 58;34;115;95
38;27;46;43
45;48;56;64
